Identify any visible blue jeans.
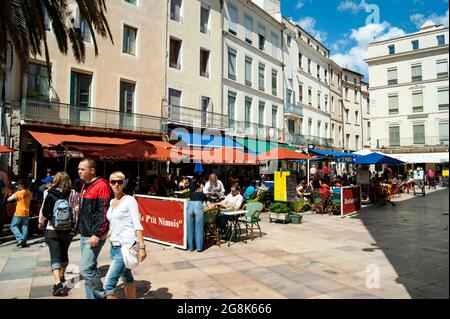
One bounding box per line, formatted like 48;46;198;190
186;201;204;252
80;236;106;299
98;246;134;298
10;216;28;245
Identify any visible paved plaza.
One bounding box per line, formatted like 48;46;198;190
0;188;448;299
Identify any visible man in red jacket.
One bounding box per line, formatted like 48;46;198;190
78;158;112;299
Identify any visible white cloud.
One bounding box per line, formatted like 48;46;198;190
410;9;449;28
296;16;327;43
295;0;304;10
331;22;406;78
337;0;369;14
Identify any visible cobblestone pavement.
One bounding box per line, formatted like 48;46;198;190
0;187;448;299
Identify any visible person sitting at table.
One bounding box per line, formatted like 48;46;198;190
242;183;256;201
256;177;269;196
319;183;332;202
215;184;243;211
203;173;225;202
296;180;306;200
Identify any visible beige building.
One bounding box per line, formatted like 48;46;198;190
1;0;168;176
342;68;364;152
165;0;224;130
329;60;344;149
361;81;371;148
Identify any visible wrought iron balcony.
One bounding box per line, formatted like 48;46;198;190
377;137;449;148
162;104;229;130
289;134;334;147
21;99;166;133
227;120;280;141
284;103;303;117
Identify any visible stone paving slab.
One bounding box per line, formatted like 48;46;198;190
0;187;448;299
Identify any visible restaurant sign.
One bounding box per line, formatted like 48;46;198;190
341;186;361;217
135;195;187;250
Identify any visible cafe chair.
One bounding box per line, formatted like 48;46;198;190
238;202;264;241
203;208;222;247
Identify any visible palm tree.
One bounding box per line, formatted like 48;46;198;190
0;0;113;83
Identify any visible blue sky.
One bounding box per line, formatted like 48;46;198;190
280;0;449;79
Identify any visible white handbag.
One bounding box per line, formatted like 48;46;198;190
121;241;140;269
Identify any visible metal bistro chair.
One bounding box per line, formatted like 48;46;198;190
238;202;264;241
311;191;324;215
203;208;222;247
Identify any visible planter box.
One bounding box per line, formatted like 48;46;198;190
290;214;303;224
268;212;291;224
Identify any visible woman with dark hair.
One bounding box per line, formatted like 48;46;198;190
187;179;207;252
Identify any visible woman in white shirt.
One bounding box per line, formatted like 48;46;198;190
102;171;146;299
203;174;225;202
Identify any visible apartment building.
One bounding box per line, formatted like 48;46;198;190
342;68;364;152
361;81;371;148
329;60;344;150
223;0;284;141
1;0;168;176
282;18;332;149
366;21;449;155
165;0;223;131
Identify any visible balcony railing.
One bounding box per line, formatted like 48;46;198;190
286;133;333;147
21;99;166;133
377;136;449;148
163;104;229;130
228;120;280;141
284;103;303;117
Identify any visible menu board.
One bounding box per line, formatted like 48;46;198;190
286;175;298;203
274;171;290;202
356;170;370;185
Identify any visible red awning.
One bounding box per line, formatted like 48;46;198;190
0;145;16;153
95;140;176;162
28;131;134;148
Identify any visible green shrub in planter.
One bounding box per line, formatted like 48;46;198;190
268;202;291;214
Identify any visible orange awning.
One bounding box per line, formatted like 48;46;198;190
174;147;258;165
96;140;177;162
258;147;311;161
28;131;134;148
0;145;16;153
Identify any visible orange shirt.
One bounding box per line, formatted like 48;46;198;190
14;189;32;217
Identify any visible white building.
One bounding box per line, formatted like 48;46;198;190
282;18;332;149
223;0;284;141
342;68;364;152
366;21;449;156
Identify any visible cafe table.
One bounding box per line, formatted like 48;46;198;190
220;210;248;247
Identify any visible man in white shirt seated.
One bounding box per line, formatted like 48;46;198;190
215;184;243;211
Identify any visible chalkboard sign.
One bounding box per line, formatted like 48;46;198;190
286;175;298;203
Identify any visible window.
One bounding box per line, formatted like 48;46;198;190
367;122;371;140
271;31;278;58
286;89;293;105
245;56;252;86
258;63;265;91
258;23;266;51
80;20;91;42
27;63;49;101
308;88;312;106
413;124;425;145
355;135;360;149
288;119;295;133
227;3;237;35
345;134;350;149
354;89;358;103
437;35;445;46
308;119;312;136
339;126;342;145
244;14;253;43
345;109;349;123
169;38;182;69
438;87;449;110
272;106;277;127
439;122;449;144
123;25;137;55
200;5;210;34
388;45;395;55
200;96;210;126
170;0;182;23
317;65;320;79
355;111;359;125
317;92;321;109
345;87;349;100
331;123;335;139
331;96;334;112
412;40;419;51
412;91;423;113
324;70;328;83
168;88;181;106
245;97;252;129
125;0;137;5
228;92;236;129
437;60;448;78
299;84;303;102
389;126;400;147
325;123;328;139
317;121;321;138
366;98;370;114
308;59;311;74
259;102;265;126
411;64;422;82
298;53;302;69
387;68;398;85
70;71;92;124
287;34;292;47
271;69;277;96
388;94;399;115
227;48;236;80
199;49;210;78
120;81;135;128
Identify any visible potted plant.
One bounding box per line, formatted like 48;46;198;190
289;201;305;224
268;202;292;223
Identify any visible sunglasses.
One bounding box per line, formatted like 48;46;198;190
110;180;124;185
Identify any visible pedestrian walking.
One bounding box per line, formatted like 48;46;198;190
77;158;112;299
100;171;146;299
38;172;75;296
7;180;32;248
